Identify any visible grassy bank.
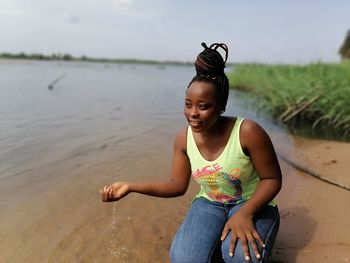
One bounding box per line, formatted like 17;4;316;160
228;62;350;137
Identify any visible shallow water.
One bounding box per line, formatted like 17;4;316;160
0;60;292;262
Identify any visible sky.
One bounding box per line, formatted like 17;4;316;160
0;0;349;64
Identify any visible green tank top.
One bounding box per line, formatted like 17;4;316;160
187;117;276;205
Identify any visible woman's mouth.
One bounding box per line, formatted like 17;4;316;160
189;120;202;127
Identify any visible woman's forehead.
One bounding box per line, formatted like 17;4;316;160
186;81;216;98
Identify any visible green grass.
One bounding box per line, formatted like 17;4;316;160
228;61;350;136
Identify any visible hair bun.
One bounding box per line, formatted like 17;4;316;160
201;42;209;49
195;42;228;76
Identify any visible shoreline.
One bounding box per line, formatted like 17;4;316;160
273;134;350;188
0;56;195;66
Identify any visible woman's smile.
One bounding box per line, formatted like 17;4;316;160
184;81;221;133
189;119;203;129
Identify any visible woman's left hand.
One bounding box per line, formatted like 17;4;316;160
221;209;265;261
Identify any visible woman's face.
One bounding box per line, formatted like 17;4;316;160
184;81;221;133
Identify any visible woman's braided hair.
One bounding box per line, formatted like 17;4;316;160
188;42;229;112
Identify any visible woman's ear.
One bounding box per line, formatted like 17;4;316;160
220;103;226;114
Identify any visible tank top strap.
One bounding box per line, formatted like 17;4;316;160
224;116;246;159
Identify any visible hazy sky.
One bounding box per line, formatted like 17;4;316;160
0;0;349;63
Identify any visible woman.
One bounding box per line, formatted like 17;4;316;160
101;42;282;262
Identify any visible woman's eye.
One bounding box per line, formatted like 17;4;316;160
185;103;192;108
199;104;207;110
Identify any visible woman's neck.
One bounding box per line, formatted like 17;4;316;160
200;116;228;138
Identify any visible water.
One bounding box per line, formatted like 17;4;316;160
0;60;286;180
0;61;190;180
0;60;288;262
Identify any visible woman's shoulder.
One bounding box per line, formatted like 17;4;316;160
240;118;263;132
239;118;272;151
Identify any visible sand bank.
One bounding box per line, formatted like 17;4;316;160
271;134;350;262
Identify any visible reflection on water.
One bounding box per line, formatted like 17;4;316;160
0;60;290;262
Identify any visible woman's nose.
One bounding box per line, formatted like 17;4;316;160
190;107;199;117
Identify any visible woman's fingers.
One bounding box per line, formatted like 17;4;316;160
228;232;237;257
238;236;251;261
101;183;124;202
226;229;263;261
246;232;261;260
223;213;265;260
101;186;109;202
108;186;114;200
220;224;230;242
221;224;265;261
101;183;130;202
252;230;265;248
101;185;116;202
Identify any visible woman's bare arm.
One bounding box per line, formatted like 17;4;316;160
101;128;192;202
238;119;282;215
221;119;282;260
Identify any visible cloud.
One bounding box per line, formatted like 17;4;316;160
0;9;23;16
61;13;81;24
110;0;159;19
113;0;134;8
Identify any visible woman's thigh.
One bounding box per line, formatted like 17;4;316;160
170;198;227;263
221;205;280;263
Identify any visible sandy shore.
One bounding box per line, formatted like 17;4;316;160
270;134;350;262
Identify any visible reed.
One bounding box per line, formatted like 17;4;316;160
228;61;350;136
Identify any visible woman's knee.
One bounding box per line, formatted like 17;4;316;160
169;198;227;262
221;206;280;263
170;239;208;263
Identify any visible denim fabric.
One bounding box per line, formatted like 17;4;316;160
170;197;279;263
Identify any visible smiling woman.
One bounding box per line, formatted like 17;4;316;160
101;42;282;263
184;81;221;133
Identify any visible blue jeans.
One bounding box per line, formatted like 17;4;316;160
170;197;279;263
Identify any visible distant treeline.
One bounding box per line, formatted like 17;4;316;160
0;52;194;66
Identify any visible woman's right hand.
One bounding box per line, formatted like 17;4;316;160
101;182;131;202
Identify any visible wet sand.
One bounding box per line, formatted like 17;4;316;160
0;121;195;263
271;134;350;262
1;123;349;262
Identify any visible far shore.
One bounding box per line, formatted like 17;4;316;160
0;53;194;66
